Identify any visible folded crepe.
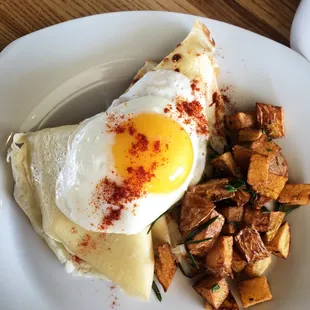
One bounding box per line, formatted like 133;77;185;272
8;20;223;300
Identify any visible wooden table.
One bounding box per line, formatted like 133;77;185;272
0;0;300;50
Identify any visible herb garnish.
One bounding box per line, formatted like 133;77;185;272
181;237;212;245
225;179;246;192
177;263;192;278
152;281;162;302
266;148;272;152
225;185;238;192
186;247;199;269
261;206;271;214
211;283;220;292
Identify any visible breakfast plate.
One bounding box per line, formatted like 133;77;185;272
1;11;310;310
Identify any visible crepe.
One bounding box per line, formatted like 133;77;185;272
8;20;223;300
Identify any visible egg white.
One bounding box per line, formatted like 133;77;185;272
56;70;208;234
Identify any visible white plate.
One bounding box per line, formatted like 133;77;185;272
1;11;310;310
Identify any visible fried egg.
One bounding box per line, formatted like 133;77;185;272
56;70;209;234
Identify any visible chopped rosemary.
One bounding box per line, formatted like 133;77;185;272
230;178;246;188
147;201;180;234
152;281;162;302
211;283;220;292
225;185;238;192
183;216;219;243
266;148;272;152
182;237;212;245
276;202;300;216
186;248;199;269
267;136;272;142
177;263;192;278
261;206;271;213
261;129;266;135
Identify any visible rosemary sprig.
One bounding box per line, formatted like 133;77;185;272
284;206;300;216
225;179;246;193
152;281;162;302
261;206;271;214
183;216;219;243
147;201;181;234
186;247;199;269
211;283;220;292
266;148;272;152
177;263;192;278
225;185;238;192
276;203;300;216
181;237;212;245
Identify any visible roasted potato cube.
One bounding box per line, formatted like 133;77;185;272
264;212;285;242
265;221;290;258
187;211;225;257
154;243;176;292
194;276;229;309
247;154;269;188
180;192;215;234
218;206;244;222
232;145;254;174
224;112;256;131
238;128;262;142
205;236;233;278
233;189;251;207
269;153;288;177
279;184;310;205
249;135;281;157
189;179;235;202
239;276;272;308
205;302;214;310
254;172;288;200
256;102;285;138
235;227;269;263
219;292;239;309
232;248;247;273
244;255;272;278
211;152;239;177
244;209;285;234
221;223;238;235
252;194;271;209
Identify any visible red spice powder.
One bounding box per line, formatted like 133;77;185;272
71;255;82;264
212;91;226;137
176;100;208;135
190;80;200;92
78;234;97;250
129;133;149;156
152;140;161;153
70;226;77;234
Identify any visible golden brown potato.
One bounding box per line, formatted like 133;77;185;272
265;221;290;258
247;154;269;188
179;192;215;234
194;276;229;309
254;172;288;200
224;112;256;131
205;302;214;310
218;206;244;222
219;292;239;309
264;212;286;242
256;102;285;139
243;209;285;235
235;227;269;263
189;179;235;202
238;128;262;142
239;276;272;308
233;189;251;207
252;194;271;210
249;135;281;157
278;184;310;205
221;223;238;236
232;145;254;174
269;153;288;177
232;248;247;273
187;211;225;257
244;255;272;278
211;152;240;177
154;243;177;292
205;236;233;278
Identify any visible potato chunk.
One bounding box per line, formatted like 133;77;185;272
265;221;290;258
189;179;235;202
238;128;262;142
180;192;215;234
254;172;288;200
269;153;288;177
205;292;239;309
221;223;238;236
211;152;239;177
247;154;269;188
218;206;244;222
232;248;247;273
194;276;229;309
205;236;233;278
187;211;225;257
256;102;285;138
252;194;271;210
244;255;272;278
154;243;176;292
278;184;310;205
244;209;285;234
233;189;251;207
249;135;281;157
239;276;272;308
235;227;269;263
224;112;256;131
232;145;253;174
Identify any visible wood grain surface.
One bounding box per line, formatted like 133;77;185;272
0;0;300;50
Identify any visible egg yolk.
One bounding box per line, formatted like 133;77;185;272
112;113;194;193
